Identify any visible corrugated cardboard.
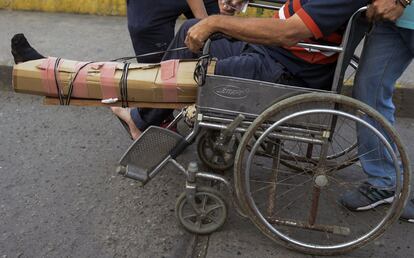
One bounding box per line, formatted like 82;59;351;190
13;57;215;103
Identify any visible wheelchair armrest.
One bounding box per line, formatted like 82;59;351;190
248;1;283;11
296;42;343;53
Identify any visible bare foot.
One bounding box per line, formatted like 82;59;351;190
111;107;142;140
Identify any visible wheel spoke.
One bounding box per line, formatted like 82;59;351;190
195;217;202;230
183;213;198;220
206;204;224;214
202;195;208;211
212;155;221;164
207;214;219;224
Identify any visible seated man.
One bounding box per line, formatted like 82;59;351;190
12;0;368;140
112;0;368;139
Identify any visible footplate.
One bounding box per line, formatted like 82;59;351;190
117;126;184;185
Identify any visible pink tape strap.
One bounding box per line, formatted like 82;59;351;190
93;62;118;100
160;59;179;102
71;62;91;98
40;57;63;96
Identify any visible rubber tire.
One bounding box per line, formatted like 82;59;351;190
175;186;228;235
197;130;235;171
233;93;411;255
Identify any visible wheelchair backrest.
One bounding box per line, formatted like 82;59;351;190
330;7;369;93
247;3;369;93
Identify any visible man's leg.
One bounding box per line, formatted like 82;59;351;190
127;0;189;63
182;0;219;18
342;22;414;210
127;19;249;139
203;0;220;15
165;20;296;82
125;2;220;138
116;0;190;139
354;23;413;187
122;19;295;138
163;19;247;60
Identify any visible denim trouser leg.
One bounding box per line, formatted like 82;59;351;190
353;22;414;188
164;19;291;82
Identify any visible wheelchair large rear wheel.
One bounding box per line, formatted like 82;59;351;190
234;93;411;255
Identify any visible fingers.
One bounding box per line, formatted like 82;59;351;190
366;6;375;22
185;28;204;53
219;0;236;16
223;4;236;15
367;0;405;22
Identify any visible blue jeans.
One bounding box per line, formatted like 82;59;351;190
353;22;414;188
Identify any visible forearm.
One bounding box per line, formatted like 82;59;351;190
187;0;208;19
207;15;312;46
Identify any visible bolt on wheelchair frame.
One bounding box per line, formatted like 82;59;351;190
118;5;411;256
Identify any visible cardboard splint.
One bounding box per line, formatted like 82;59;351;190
13;57;215;105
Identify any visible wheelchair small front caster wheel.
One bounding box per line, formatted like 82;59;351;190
175;186;228;235
197;131;236;171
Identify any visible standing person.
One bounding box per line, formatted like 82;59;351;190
126;0;219;63
111;0;220;139
341;0;414;222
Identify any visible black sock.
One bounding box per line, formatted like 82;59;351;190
11;33;45;64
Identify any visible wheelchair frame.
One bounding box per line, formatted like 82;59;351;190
117;4;411;255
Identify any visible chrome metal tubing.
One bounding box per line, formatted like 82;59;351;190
202;115;252;126
296;43;343;53
196;172;247;218
196;172;231;188
169;158;188;177
199;121;248;133
199;122;324;145
330;6;368;93
148;155;173;179
267;218;351;236
184;118;202;143
167;110;184;129
248;2;281;10
202;115;325;136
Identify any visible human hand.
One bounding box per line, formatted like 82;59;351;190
185;17;216;52
367;0;405;22
219;0;248;16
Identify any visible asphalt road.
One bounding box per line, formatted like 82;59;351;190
1;73;414;258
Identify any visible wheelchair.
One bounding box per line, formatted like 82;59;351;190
116;5;411;256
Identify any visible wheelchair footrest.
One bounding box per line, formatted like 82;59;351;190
118;126;184;184
117;164;149;185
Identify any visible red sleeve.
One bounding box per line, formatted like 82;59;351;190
296;8;323;39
